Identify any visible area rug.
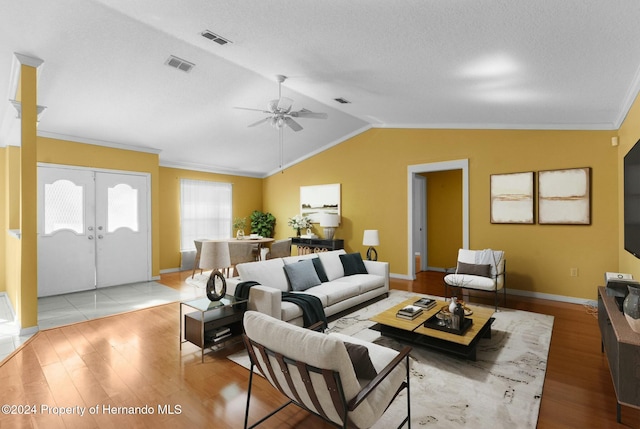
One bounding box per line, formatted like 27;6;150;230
228;289;554;428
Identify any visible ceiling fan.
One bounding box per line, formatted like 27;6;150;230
235;75;328;132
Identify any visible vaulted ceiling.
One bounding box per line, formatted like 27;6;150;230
2;1;640;177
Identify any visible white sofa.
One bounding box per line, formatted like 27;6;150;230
227;249;389;326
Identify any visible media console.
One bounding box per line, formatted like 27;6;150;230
598;286;640;423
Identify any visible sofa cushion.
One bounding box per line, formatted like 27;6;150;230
457;261;491;278
281;301;303;322
344;342;378;381
318;249;346;281
283;259;322;291
333;274;384;293
340;252;368;276
304;281;360;307
236;258;288;292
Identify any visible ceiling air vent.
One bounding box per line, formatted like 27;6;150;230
165;55;195;73
201;30;232;46
334;97;351;104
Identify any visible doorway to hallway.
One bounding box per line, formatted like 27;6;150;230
407;159;469;279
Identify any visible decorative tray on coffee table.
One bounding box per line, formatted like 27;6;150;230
423;312;473;335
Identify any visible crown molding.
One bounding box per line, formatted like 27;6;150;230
37;130;162;154
371;121;618;131
159;160;264;178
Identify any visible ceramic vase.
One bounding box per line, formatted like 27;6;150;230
623;284;640;334
236;229;245;240
449;297;457;313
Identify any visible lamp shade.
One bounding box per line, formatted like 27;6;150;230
320;213;340;228
363;230;380;246
199;241;231;270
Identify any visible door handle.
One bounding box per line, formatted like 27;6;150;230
88;226;94;231
88;235;94;240
98;235;104;239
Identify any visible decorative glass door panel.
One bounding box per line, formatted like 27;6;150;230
107;183;139;233
43;179;84;235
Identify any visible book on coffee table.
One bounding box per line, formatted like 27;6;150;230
413;297;437;310
396;305;423;320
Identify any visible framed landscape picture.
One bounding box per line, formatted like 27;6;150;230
538;167;591;225
300;183;341;223
490;171;535;224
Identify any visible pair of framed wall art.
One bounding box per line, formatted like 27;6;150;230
490;167;591;225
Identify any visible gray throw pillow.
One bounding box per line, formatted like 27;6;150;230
457;261;492;278
344;342;378;380
283;259;322;291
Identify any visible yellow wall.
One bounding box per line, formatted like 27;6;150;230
263;128;617;300
425;169;462;268
618;92;640;277
2;143;22;303
158;167;263;270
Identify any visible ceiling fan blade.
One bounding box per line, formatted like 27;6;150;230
290;108;328;119
235;106;271;114
277;97;293;112
284;117;303;132
248;117;271;128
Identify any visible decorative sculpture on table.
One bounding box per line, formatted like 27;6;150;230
199;241;231;301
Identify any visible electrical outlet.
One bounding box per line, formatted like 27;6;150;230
570;268;578;277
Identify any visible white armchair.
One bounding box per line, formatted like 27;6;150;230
444;248;506;310
242;310;411;429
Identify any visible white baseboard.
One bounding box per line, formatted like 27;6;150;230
505;288;594;305
390;273;414;280
21;325;39;336
159;268;181;274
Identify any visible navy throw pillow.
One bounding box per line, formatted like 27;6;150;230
339;252;368;276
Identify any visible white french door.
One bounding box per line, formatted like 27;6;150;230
37;165;151;297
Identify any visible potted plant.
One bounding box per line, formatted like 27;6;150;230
233;217;247;239
250;210;276;238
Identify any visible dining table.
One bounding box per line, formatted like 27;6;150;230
191;237;275;279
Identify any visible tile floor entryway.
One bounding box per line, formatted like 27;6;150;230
0;280;205;361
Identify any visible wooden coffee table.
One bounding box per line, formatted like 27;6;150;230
370;296;495;360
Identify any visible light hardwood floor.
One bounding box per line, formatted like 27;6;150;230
0;270;638;428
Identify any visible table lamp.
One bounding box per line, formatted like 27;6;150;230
320;213;340;240
363;230;379;261
199;241;231;301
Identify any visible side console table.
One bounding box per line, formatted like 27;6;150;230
597;286;640;423
291;237;344;255
180;295;247;363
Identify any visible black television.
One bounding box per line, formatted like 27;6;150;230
624;138;640;258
